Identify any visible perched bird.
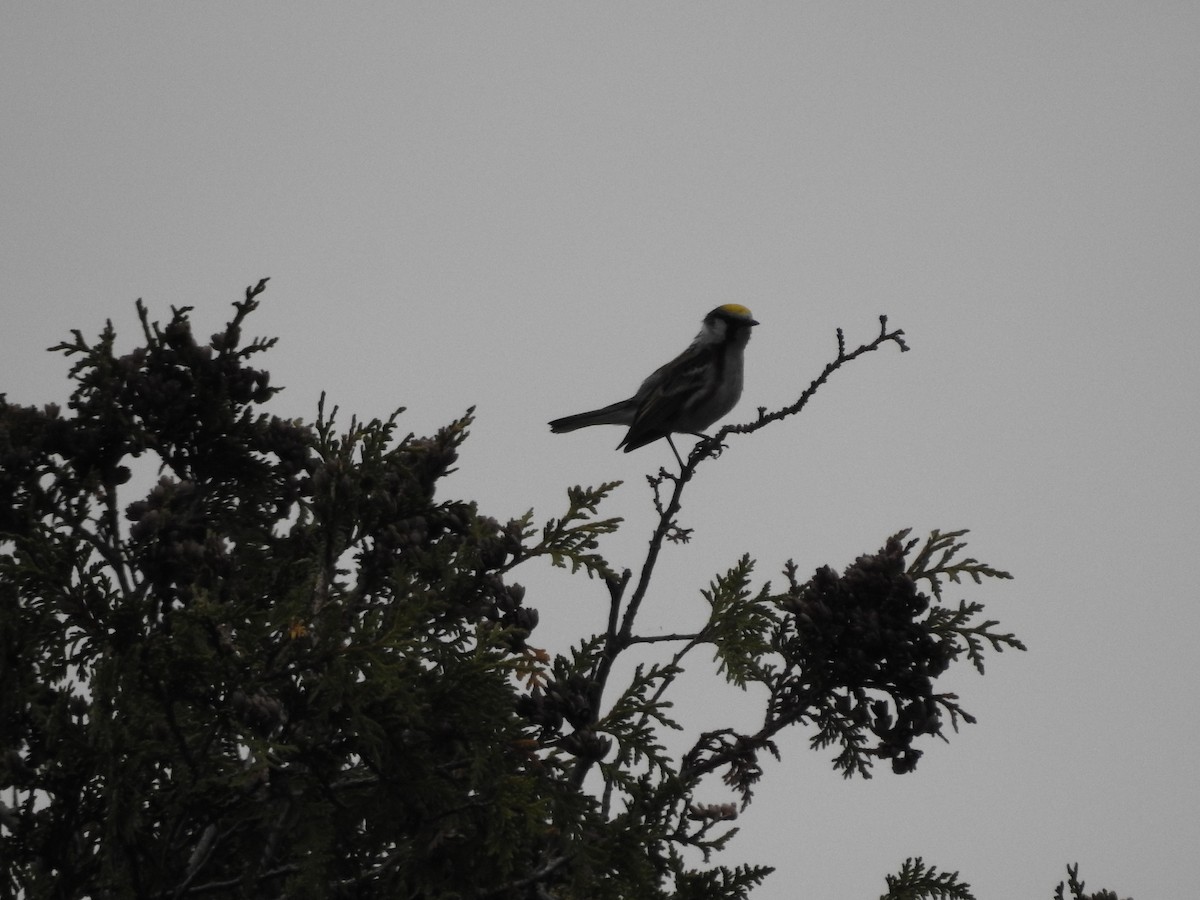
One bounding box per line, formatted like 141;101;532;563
549;304;759;465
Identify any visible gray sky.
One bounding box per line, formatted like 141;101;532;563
3;5;1197;898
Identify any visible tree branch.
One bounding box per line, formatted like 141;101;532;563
714;315;908;447
477;855;570;899
627;631;706;645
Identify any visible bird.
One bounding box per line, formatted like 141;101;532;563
548;304;759;466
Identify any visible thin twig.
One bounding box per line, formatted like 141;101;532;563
626;632;705;645
715;315;907;447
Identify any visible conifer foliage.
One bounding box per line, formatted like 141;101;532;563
0;282;1122;899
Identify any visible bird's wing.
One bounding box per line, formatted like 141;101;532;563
620;344;717;450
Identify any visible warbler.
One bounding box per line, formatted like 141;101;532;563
549;304;758;464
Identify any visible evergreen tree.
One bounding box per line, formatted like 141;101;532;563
0;281;1126;899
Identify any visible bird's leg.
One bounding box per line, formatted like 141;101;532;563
666;435;686;469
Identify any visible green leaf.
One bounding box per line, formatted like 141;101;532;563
703;556;779;689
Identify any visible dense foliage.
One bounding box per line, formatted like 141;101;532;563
0;281;1125;899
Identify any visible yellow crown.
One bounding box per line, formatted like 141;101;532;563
716;303;754;319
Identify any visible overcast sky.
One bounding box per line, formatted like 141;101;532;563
3;5;1197;898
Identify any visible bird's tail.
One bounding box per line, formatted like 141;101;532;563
548;398;635;433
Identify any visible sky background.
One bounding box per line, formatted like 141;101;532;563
3;4;1198;898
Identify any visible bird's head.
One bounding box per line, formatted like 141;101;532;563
700;304;759;344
